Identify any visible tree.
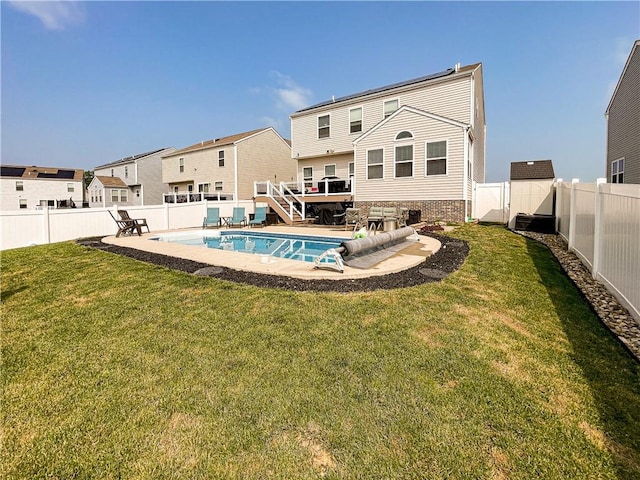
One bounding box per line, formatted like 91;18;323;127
84;170;94;189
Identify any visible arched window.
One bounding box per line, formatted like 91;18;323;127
396;131;413;140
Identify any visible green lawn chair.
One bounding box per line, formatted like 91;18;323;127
249;206;267;228
203;207;220;229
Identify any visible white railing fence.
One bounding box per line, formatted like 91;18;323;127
556;179;640;323
0;200;255;251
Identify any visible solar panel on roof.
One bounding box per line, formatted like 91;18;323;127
1;166;26;177
37;169;76;179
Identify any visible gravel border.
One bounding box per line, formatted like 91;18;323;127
76;232;469;293
518;231;640;362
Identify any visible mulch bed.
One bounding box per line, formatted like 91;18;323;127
76;233;469;292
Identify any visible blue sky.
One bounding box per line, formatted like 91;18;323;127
2;1;638;182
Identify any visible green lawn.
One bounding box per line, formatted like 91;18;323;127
2;224;639;479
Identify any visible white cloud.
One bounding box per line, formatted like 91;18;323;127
269;71;313;111
8;1;85;30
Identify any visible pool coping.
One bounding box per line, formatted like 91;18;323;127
101;224;441;280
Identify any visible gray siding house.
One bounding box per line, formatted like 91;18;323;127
290;62;486;222
606;40;639;184
90;147;176;207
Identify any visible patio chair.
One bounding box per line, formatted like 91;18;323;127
249;206;267;227
108;210;142;237
227;207;247;228
344;208;363;231
366;206;384;231
117;210;149;233
203;207;220;229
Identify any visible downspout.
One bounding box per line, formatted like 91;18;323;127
462;126;470;221
234;144;239;206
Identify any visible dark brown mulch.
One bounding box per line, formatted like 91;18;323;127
76;233;468;292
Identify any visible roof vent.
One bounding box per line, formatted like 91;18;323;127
527;161;535;165
455;63;460;72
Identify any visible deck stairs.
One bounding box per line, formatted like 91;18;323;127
255;181;309;225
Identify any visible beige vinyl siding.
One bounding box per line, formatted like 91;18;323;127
355;109;465;202
607;45;639;184
296;153;353;184
163;146;236;194
291;75;472;159
236;130;294;199
135;149;175;205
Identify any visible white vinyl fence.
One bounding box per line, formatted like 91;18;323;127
0;200;255;251
556;179;640;323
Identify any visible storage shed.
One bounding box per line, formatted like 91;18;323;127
508;160;555;230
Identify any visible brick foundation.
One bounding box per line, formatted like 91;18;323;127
354;200;469;224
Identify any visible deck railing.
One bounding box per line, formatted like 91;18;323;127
163;192;234;204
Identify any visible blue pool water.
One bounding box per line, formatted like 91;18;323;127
152;230;347;264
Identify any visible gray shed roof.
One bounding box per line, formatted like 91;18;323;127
510;160;555;180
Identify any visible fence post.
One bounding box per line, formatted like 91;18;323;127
42;207;51;245
164;202;170;230
592;178;606;279
568;178;579;251
555;178;563;233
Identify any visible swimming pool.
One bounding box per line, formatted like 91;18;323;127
151;230;348;264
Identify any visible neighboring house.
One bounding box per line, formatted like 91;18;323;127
605;39;640;184
0;164;84;211
90;147;177;207
289;63;485;222
508;160;555;229
162;127;294;202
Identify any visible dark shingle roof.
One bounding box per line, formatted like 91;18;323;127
510;160;555;180
294;63;481;114
94;148;171;170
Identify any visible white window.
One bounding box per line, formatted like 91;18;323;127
367;149;384;180
349;107;362;134
67;183;74;193
99;191;102;202
188;184;193;193
111;189;119;202
119;190;127;202
214;181;223;191
384;99;399;118
303;166;313;187
324;164;336;177
612;158;624;183
395;145;413;178
173;185;179;193
348;162;354;177
124;166;128;178
15;181;23;191
218;151;225;167
19;199;27;209
318;114;330;138
179;158;184;173
198;183;210;193
426;140;447;176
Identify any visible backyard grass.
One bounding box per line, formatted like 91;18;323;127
1;224;639;479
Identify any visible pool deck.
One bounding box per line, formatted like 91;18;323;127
102;224;441;280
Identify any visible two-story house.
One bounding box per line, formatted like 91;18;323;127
89;147;176;207
606;40;639;184
162;127;294;202
0;164;84;211
289;63;485;222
